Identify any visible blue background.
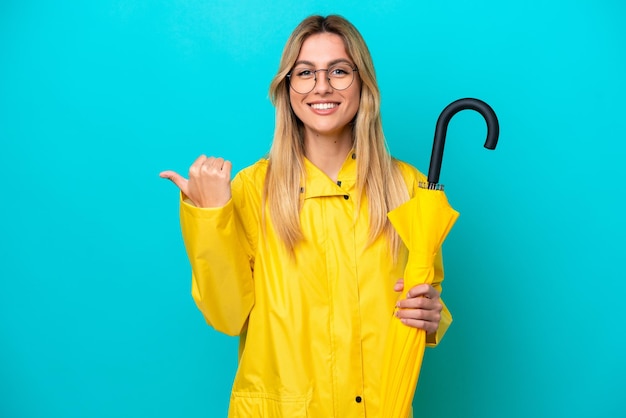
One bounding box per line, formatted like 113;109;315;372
1;1;625;417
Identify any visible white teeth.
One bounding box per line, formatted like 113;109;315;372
310;103;337;110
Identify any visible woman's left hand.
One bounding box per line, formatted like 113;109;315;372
393;279;443;335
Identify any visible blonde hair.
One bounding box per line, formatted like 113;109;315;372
266;15;409;254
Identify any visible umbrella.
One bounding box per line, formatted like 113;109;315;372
379;98;499;418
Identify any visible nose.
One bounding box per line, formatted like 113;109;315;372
313;69;333;94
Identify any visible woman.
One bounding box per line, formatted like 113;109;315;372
161;14;451;418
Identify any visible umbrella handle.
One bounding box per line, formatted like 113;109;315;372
427;98;500;185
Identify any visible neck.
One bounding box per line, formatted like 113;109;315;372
304;129;353;181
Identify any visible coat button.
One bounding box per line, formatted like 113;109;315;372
355;396;362;403
343;195;349;200
351;153;356;159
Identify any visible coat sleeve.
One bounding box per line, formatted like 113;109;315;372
179;175;256;336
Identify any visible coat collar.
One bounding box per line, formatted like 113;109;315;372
301;151;357;199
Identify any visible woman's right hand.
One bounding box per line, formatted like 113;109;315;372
160;155;232;208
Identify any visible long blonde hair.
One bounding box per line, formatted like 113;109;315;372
266;15;409;253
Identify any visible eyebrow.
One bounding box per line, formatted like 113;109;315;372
293;58;354;67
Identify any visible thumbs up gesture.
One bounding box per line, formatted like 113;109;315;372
160;155;232;208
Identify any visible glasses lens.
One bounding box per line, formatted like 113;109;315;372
289;66;316;94
328;63;355;91
288;63;356;94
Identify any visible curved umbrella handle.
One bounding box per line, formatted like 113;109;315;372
427;98;500;185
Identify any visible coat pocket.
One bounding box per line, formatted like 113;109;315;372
229;391;309;418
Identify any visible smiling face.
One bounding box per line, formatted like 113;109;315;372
289;32;361;143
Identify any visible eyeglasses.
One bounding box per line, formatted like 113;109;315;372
287;62;358;94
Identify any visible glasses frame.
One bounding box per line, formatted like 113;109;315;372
286;64;359;94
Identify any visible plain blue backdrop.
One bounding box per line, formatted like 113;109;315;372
1;1;625;417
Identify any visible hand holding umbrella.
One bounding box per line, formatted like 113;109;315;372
379;98;499;418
